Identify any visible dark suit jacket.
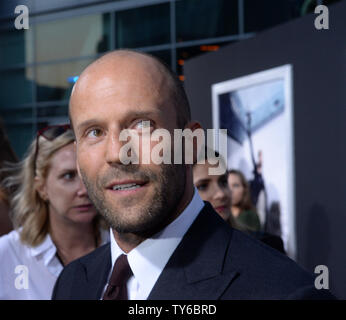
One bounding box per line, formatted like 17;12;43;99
52;203;334;300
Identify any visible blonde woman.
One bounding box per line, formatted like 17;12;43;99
0;125;108;299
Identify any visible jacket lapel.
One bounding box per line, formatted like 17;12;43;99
148;203;240;300
79;243;112;300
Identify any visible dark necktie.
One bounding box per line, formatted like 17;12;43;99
103;254;132;300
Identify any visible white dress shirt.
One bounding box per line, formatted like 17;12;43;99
0;228;109;300
106;187;205;300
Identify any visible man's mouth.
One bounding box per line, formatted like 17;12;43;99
111;183;142;191
107;180;148;192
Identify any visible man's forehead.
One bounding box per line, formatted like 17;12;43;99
71;55;168;102
69;51;175;126
69;87;170;133
79;51;166;84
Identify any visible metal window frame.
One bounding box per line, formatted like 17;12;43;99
1;0;252;131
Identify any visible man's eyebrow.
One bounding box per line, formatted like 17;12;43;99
76;119;102;133
76;111;161;132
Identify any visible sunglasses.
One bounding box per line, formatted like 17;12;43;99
33;124;71;176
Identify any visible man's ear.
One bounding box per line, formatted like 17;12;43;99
184;121;204;165
34;176;47;201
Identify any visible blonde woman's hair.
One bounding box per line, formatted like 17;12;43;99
3;129;106;247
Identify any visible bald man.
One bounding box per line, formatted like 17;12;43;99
52;50;335;300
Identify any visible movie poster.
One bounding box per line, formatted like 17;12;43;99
211;65;296;258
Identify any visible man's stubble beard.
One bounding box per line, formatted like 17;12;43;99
80;163;186;237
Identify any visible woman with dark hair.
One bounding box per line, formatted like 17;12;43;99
193;149;285;254
192;148;239;229
228;169;261;232
0;189;12;236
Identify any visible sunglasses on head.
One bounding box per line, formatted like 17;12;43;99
33;124;71;176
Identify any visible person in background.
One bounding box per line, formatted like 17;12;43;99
228;169;285;254
193;149;237;227
0;125;108;299
0;119;18;236
0;189;12;236
249;150;267;227
193;150;285;254
228;169;261;232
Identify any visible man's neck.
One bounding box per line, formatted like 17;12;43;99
112;231;145;253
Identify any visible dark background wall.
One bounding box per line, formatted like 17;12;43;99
184;1;346;298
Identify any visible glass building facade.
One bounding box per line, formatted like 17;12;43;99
0;0;340;158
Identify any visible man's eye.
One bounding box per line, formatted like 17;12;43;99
87;128;103;138
135;120;153;131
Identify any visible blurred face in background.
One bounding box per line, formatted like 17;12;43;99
193;162;231;221
228;172;245;207
38;143;98;225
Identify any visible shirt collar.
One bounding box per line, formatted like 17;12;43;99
110;187;204;297
30;233;57;267
99;228;110;245
30;228;109;267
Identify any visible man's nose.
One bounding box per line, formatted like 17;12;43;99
105;133;123;166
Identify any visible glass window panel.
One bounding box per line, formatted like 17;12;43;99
35;13;110;63
0;29;33;66
35;59;93;102
0;107;33;122
0;68;33;106
37;104;68;118
5;123;35;160
116;3;170;48
176;0;238;42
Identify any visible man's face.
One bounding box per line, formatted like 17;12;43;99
70;54;186;235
